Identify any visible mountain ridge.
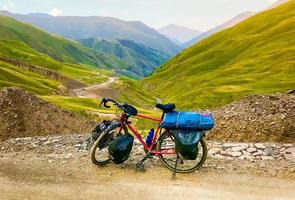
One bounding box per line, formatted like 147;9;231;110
79;38;170;77
184;11;255;47
0;11;181;56
158;24;202;45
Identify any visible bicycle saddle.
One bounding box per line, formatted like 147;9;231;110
155;103;175;112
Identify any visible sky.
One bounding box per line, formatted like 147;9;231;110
0;0;280;31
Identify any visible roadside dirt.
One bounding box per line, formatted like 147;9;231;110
1;135;295;200
0;87;95;141
209;92;295;143
72;77;119;99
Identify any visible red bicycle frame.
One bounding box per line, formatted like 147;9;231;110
118;113;176;155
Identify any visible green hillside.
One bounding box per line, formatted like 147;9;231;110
0;16;129;70
79;38;170;77
0;16;156;115
0;60;60;95
144;1;295;109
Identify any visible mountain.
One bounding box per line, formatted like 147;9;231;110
0;16;130;70
0;15;125;94
268;0;289;8
144;1;295;109
158;24;202;45
0;11;180;56
79;38;170;77
184;12;255;47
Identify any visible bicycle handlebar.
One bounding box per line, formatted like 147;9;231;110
100;98;138;118
99;98;121;109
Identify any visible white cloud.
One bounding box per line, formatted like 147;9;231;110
49;8;62;17
3;1;15;12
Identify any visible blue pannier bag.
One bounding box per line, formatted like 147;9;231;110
160;111;214;131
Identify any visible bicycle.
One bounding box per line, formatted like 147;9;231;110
90;98;208;174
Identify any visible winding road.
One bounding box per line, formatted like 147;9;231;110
72;77;118;98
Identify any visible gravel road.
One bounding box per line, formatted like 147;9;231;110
1;135;295;200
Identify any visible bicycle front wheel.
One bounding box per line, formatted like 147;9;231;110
156;131;208;173
90;131;111;166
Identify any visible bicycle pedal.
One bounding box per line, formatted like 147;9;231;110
135;162;145;172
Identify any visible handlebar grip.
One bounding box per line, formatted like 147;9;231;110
99;98;111;108
104;101;110;108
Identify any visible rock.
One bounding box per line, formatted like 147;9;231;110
208;148;221;156
222;143;240;148
252;150;265;157
247;147;257;153
220;151;228;156
242;150;251;157
284;148;295;154
48;160;54;164
232;145;249;152
265;145;274;156
214;154;225;159
282;144;293;147
254;143;266;149
230;152;242;157
261;156;274;160
238;155;245;160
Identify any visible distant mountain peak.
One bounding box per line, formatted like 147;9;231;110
184;11;255;47
157;24;202;45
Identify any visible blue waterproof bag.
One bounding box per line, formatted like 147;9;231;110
160;111;214;131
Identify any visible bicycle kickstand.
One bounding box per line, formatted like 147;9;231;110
172;154;180;180
136;151;151;172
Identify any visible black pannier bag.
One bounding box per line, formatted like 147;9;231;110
108;133;134;164
172;130;203;160
92;120;113;149
122;103;138;116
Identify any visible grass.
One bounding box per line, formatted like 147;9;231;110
114;77;157;109
40;95;157;115
0;61;60;95
0;39;113;86
144;1;295;109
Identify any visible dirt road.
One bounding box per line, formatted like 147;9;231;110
1;135;295;200
1;157;295;200
72;77;118;98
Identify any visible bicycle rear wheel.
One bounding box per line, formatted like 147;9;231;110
156;131;208;173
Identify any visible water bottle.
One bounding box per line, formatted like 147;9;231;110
145;128;154;147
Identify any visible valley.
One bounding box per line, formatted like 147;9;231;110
0;1;294;199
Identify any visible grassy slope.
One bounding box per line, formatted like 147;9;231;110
0;61;60;95
79;38;170;77
0;16;129;70
144;1;295;109
0;39;112;84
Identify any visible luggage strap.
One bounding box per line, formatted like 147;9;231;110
176;112;180;129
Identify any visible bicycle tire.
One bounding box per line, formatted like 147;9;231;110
157;131;208;173
90;131;110;166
